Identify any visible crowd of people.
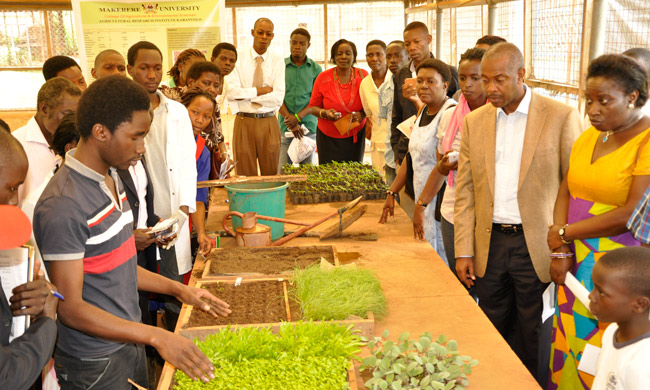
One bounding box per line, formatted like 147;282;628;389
1;15;650;390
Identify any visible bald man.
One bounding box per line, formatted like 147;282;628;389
226;17;285;176
91;49;127;79
0;129;59;389
454;43;582;380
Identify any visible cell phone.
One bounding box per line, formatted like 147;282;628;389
447;151;459;163
404;78;417;88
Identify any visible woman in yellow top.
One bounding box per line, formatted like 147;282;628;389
546;54;650;389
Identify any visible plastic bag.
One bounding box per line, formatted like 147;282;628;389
287;134;316;164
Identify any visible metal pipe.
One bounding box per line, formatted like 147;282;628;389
589;0;607;61
436;9;443;59
488;2;498;36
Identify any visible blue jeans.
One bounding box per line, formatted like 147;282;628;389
278;132;317;170
54;343;147;390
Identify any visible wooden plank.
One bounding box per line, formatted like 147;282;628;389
318;205;367;240
282;280;291;322
197;174;306;188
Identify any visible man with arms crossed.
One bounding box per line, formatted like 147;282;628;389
226;18;285;176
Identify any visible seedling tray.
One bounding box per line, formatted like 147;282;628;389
201;245;339;280
178;279;375;341
156;359;360;390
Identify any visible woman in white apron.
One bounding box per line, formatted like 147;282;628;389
380;59;456;255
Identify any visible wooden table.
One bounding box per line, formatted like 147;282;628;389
181;189;542;390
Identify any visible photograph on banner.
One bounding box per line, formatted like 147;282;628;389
71;0;224;78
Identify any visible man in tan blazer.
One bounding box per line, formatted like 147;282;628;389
454;43;582;379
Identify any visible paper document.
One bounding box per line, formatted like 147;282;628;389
151;218;179;238
577;343;600;375
0;245;34;341
397;115;416;139
564;272;591;312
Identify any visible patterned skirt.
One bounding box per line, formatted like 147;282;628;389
548;195;639;389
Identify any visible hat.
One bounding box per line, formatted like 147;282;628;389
0;205;32;250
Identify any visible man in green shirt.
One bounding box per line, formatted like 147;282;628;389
278;28;323;168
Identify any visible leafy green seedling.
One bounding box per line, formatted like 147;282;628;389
360;330;479;390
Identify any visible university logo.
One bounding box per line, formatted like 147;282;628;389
142;3;159;14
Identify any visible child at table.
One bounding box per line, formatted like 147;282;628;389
589;247;650;390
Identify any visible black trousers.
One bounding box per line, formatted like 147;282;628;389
476;228;548;378
54;344;147;390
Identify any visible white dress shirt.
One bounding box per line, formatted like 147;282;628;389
359;72;391;149
225;47;285;114
129;161;149;230
493;86;532;224
12;117;57;206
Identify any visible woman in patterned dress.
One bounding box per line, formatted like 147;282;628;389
547;54;650;389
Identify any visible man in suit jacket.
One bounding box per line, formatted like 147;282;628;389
117;157;161;327
454;43;582;379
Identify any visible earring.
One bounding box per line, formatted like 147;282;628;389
629;102;635;109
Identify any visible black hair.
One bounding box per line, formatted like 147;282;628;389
127;41;163;66
253;17;274;30
181;87;216;110
167;49;205;85
51;112;79;157
447;65;459;99
387;40;406;49
42;56;80;81
404;21;429;35
76;75;150;139
459;47;486;65
623;48;650;80
476;35;507;46
599;247;650;298
0;118;9;133
587;54;648;108
291;28;311;42
330;39;358;65
211;42;238;60
93;49;123;68
416;58;452;84
186;61;221;83
366;39;386;51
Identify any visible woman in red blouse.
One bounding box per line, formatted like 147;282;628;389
309;39;369;164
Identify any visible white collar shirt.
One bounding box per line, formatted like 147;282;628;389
493;86;532;224
128;160;149;229
225;47;285;114
12;117;57;206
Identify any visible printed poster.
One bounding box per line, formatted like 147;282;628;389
71;0;224;79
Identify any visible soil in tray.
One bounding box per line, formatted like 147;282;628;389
208;246;334;275
188;281;291;327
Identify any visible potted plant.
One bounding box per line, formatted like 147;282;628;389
360;330;478;390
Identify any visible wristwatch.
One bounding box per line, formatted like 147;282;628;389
386;189;397;197
416;200;428;208
559;224;571;245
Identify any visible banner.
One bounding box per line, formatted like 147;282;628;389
71;0;224;80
